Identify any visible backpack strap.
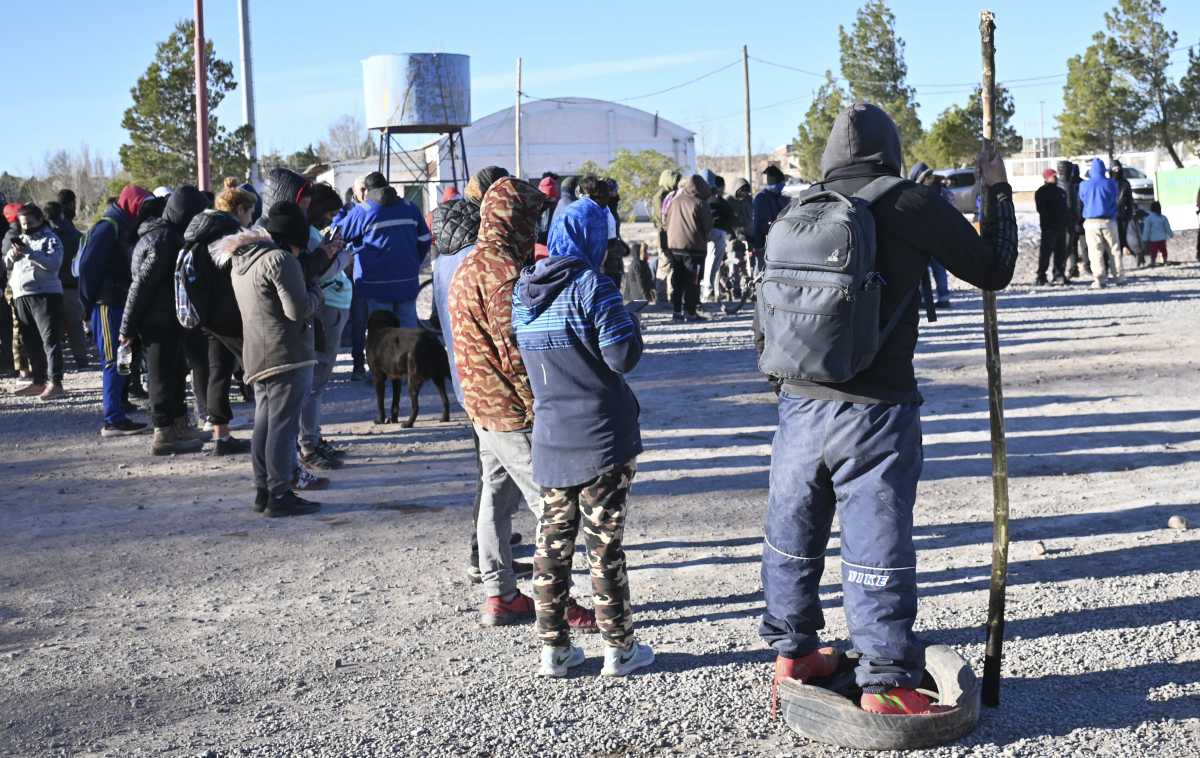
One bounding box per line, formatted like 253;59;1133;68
851;175;907;206
879;287;919;345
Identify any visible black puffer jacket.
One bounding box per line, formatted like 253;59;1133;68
184;209;244;339
430;197;481;258
121;186;207;338
260;167;310;214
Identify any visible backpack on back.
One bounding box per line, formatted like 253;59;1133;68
756;175;915;384
175;241;216;329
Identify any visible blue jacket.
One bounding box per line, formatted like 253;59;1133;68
751;183;789;249
513;199;643;488
1141;212;1173;243
432;242;471;406
78;204;135;315
334;187;431;302
1080;158;1118;220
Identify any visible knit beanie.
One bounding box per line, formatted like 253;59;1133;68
266;201;310;250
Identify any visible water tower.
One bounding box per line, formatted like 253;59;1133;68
361;53;471;192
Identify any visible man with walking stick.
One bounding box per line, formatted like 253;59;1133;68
756;101;1018;715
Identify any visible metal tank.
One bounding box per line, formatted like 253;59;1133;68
361;53;471;133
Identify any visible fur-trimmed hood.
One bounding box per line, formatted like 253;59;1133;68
210;227;274;269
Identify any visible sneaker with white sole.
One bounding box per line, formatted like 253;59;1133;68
538;645;585;677
601;641;654;677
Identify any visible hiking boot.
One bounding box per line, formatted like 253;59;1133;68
174;417;208;442
101;418;149;437
601;641;654;677
860;688;932;715
317;438;348;459
566;599;598;633
537;644;586;678
38;382;66;401
293;466;330;491
152;426;204;455
210;436;251;456
480;592;535;627
13;382;46;397
770;647;839;718
264;490;321;518
300;446;344;470
466;559;533;584
253;487;269;513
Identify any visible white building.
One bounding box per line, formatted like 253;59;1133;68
316;97;696;211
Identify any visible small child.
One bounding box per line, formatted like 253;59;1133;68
1141;201;1174;266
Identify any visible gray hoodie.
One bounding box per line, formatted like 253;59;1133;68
3;225;64;297
214;228;323;384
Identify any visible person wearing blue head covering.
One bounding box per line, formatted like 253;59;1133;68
512;197;653;679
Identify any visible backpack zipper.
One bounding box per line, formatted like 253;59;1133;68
761;278;853;317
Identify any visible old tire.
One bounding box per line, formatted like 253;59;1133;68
779;645;980;751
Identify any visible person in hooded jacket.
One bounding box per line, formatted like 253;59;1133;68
1061;161;1089;279
334;171;431;328
1111;161;1137;263
78;185;154;437
512;197;653;678
448;176;597;633
664;174;713;321
4;204;66;400
757;103;1017;717
705;174;740;302
45;191;89;369
184;180;258;454
120;185;209;455
1079;158;1123;288
553;176;579;222
219;201;325;518
652;170;681;306
3;202;30;379
751;165;790;274
429;166;527;584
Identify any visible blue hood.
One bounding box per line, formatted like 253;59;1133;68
1089;158;1107;180
1080;158;1117;219
515;199;610;323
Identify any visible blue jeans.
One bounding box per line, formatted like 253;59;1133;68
760;393;924;691
366;298;418;328
90;303;128;425
930;261;949;301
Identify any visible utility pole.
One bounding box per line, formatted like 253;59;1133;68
1039;100;1046;160
193;0;211;190
237;0;260;186
515;57;523;179
978;9;1011;709
743;45;752;187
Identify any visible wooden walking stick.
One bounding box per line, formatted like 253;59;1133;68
978;9;1011;708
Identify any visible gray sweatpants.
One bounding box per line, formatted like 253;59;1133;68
253;367;312;496
299;305;350;452
475;425;543;597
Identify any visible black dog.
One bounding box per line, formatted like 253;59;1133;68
366;310;452;428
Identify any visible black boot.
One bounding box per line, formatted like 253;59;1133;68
254;487;269;513
265;490;321;518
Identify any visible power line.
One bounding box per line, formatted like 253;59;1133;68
518;59;742;108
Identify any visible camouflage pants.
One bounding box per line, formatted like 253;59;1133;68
534;462;637;649
5;288;28;373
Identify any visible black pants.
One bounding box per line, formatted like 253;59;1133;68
1038;225;1067;279
1117;215;1131;252
0;291;13;372
181;328;209;421
142;325;190;429
669;251;703;315
14;293;64;384
206;332;241;426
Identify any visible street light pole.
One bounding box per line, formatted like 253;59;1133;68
193;0;211;190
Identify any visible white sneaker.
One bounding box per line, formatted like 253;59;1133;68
537;645;585;678
601;642;654;677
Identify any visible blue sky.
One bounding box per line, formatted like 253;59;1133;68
4;0;1198;175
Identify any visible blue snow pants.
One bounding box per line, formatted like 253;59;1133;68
759;392;925;691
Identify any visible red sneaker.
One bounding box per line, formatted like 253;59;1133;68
480;592;535;627
860;688;932;715
565;598;598;633
771;647;839;718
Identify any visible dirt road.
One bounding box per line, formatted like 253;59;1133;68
2;248;1199;757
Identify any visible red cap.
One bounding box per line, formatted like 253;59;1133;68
117;184;153;218
538;176;560;201
442;186;461;203
2;202;21;224
1043;168;1057;181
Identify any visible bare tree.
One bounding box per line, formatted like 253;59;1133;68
321;114;374;162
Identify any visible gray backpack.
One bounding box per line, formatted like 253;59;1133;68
756;175;915;383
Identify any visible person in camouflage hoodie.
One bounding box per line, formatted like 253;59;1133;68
448;176;598;632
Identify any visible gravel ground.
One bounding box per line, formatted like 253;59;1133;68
2;232;1199;758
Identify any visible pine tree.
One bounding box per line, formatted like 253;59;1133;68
793;72;845;180
119;20;252;187
837;0;923;167
1058;34;1142;161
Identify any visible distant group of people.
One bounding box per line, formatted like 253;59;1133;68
1035;158;1178;289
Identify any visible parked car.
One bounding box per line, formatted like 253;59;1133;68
934;168;979;214
1120;166;1155;205
782;178;812;198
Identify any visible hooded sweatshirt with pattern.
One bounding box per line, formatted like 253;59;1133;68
447;176;544;432
513;198;643;488
216;228;322;384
